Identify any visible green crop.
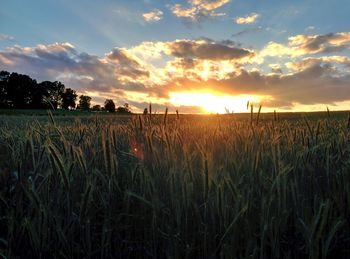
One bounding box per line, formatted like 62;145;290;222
0;110;350;258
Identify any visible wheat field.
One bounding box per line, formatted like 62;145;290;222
0;111;350;258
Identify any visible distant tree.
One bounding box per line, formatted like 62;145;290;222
40;81;65;109
143;108;148;115
0;71;73;110
92;105;101;111
61;88;78;109
0;71;9;82
7;72;37;108
116;103;132;114
31;84;54;109
104;99;115;113
31;82;50;109
0;71;10;108
79;95;92;110
0;71;60;109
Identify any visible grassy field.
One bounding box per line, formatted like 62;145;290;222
1;110;350;258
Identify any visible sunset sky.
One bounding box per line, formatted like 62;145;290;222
1;0;350;113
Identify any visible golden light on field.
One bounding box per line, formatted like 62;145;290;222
169;91;270;113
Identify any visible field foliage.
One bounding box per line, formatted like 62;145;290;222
0;111;350;258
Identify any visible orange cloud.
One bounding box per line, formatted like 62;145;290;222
171;0;230;21
260;42;304;57
191;0;230;11
288;32;350;53
1;36;350;113
286;56;350;71
261;32;350;57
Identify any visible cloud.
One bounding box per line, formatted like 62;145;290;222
269;64;283;74
192;0;230;10
106;48;150;80
171;0;230;22
108;38;257;89
232;27;264;37
305;26;315;32
1;37;350;112
164;57;239;81
285;56;350;71
0;33;14;41
142;9;163;22
288;32;350;53
159;63;350;107
0;42;150;94
261;32;350;57
260;42;302;57
126;41;165;62
235;13;259;24
164;39;254;60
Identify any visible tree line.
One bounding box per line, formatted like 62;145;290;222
0;71;131;113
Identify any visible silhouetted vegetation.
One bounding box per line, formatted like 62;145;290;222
0;70;134;114
92;104;101;111
61;88;78;110
116;103;131;114
0;70;66;109
78;95;92;110
1;112;350;258
104;99;116;113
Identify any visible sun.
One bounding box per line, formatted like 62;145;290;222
169;91;268;113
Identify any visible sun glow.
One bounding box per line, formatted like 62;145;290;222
169;92;270;114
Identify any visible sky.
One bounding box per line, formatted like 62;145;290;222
1;0;350;113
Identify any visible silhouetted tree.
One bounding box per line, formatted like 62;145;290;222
31;82;50;109
0;71;10;108
0;71;50;109
79;95;92;110
61;88;77;110
40;81;65;109
143;108;148;115
0;71;74;110
116;103;131;114
7;72;37;108
104;99;115;113
92;105;101;111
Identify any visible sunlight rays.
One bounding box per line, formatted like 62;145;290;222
169;91;271;113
